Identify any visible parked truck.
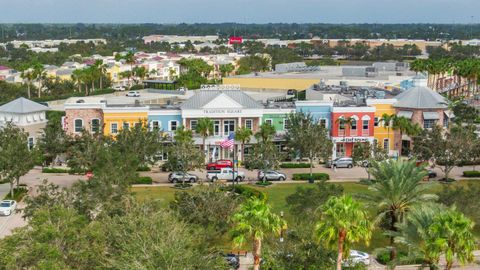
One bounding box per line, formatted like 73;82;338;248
206;168;245;182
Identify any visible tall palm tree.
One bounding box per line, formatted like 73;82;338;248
255;123;276;143
363;159;438;261
315;195;372;270
231;198;285;270
235;126;253;162
392;115;420;156
94;59;107;90
195;118;214;158
335;116;354;157
380;113;395;152
429;209;476;270
32;63;46;98
20;69;35;98
71;69;84;93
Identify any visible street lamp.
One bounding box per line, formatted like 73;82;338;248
280;211;284;243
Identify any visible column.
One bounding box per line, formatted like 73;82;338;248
238;117;242;162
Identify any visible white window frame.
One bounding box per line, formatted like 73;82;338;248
223;119;236;135
245;119;253;130
283;119;290;130
213;120;220;136
362;120;369;130
91;118;100;133
190;120;198;131
374;117;379;127
265;119;273;126
74;118;83;133
111;122;118;134
27;137;34;150
169;120;178;131
351;119;357;130
383;138;390;151
151;120;160;130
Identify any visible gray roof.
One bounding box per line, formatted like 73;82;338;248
394;86;448;109
0;97;49;113
180;90;263;109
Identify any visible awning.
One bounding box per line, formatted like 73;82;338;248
444;110;455;119
397;111;413;119
423;112;440;120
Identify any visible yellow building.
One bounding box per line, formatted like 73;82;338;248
103;106;149;136
106;64;122;84
366;99;397;156
223;77;318;91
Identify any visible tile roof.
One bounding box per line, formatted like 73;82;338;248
0;97;49;113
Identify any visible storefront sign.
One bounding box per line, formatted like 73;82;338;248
203;109;242;114
335;137;371;143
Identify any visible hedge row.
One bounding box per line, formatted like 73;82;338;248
42;168;70;173
136;166;151;172
463;171;480;177
280;163;311;168
222;185;267;201
131;176;153;185
292;173;330;181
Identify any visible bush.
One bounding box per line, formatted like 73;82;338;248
42;167;70;173
173;183;192;189
222;185;267;201
130;84;145;90
359;178;374;185
131;176;153;185
136;166;151;172
463;170;480;177
292;173;330;181
4;186;28;201
280;163;311;168
255;181;273;187
439;178;456;183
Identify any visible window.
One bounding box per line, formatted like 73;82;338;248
134;122;141;128
245;119;253;130
91;119;100;133
351;119;357;130
374;117;379;127
223;120;235;135
28;137;34;150
190;120;198;131
123;122;130;130
170;121;178;131
265;119;273;126
151;121;160;130
213;120;220;136
424;119;436;129
319;119;327;128
338;120;345;130
443;117;449;128
383;139;390;151
283;119;290;130
111;123;118;134
74;119;83;133
362;120;369;130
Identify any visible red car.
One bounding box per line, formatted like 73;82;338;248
206;159;233;170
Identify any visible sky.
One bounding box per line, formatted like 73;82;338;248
0;0;478;24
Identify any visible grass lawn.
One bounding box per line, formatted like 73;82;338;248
131;180;480;252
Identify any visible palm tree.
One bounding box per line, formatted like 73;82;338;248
94;59;107;90
235;127;253;162
231;198;285;270
195;118;214;159
71;69;84;93
380;113;395;152
392;115;420;156
32;63;46;98
363;159;438;261
315;195;372;270
133;66;147;84
255;123;276;143
429;209;476;270
20;69;35;98
335;116;354;157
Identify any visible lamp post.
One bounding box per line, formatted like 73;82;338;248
279;210;284;243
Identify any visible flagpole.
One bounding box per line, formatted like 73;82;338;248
232;141;236;188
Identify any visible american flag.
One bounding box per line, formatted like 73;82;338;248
220;132;235;149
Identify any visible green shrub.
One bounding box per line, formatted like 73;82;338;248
42;167;70;173
173;183;192;189
463;170;480;177
255;181;273;187
280;163;311;168
136;166;151;172
222;185;267;201
131;176;153;185
4;186;28;201
359;178;374;185
130;84;145;90
439;178;456;183
292;173;329;181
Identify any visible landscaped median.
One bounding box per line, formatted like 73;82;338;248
463;170;480;177
279;162;311;169
292;173;330;181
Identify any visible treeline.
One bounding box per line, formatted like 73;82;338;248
2;23;480;41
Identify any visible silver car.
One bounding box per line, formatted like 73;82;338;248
329;157;354;168
258;170;287;181
168;172;198;183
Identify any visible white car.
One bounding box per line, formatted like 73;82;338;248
0;200;17;216
126;91;140;97
113;85;126;91
344;250;370;266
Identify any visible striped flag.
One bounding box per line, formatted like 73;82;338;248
220;132;235;150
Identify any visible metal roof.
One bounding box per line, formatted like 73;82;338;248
394;86;448;109
180;90;263;110
0;97;49;114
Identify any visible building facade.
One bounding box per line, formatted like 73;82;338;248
366;99;397;156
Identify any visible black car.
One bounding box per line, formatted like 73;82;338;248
427;170;437;178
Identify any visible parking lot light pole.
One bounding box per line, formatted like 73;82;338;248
280;210;284;243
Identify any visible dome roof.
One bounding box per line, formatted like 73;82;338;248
394;86;448;109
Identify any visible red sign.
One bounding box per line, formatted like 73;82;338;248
229;36;243;45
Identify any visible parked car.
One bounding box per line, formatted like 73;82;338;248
126;91;140;97
207;168;245;182
168;172;198;183
327;157;354;168
113;85;125;91
427;169;437;178
344;250;370;266
223;253;240;269
0;200;17;216
206;159;233;170
258;170;287;181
